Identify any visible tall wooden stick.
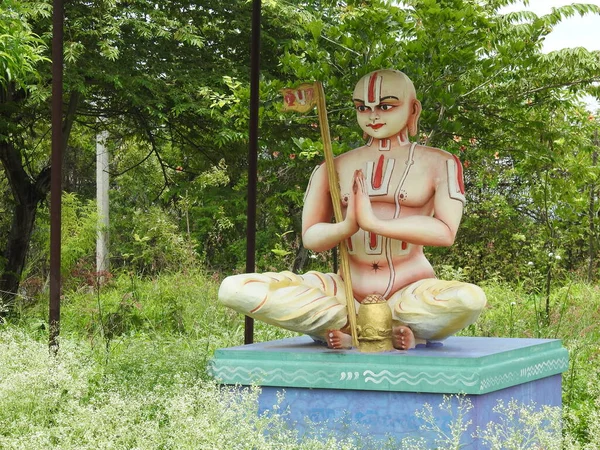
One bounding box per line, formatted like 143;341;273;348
314;82;359;348
245;0;261;345
49;0;64;353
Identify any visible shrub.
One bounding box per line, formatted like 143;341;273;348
113;205;199;275
0;326;376;449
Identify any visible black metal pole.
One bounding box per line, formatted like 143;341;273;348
245;0;261;345
49;0;64;353
333;246;338;274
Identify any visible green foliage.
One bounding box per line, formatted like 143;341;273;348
236;0;600;282
400;394;573;449
401;395;474;449
59;193;98;277
20;193;98;294
1;270;378;449
3;0;600;291
0;0;49;89
463;279;600;443
2;1;600;446
4;272;600;448
476;400;574;449
114;205;198;275
0;175;12;271
0;328;367;449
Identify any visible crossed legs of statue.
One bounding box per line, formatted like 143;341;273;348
218;271;486;350
218;271;349;341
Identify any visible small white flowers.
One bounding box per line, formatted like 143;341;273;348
510;301;517;306
527;261;534;266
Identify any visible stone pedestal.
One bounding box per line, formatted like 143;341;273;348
210;336;568;448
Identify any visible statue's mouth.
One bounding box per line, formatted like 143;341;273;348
368;123;384;130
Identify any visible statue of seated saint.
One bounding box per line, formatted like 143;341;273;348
219;69;486;350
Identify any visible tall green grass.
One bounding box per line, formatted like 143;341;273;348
461;279;600;444
3;270;600;448
0;327;375;449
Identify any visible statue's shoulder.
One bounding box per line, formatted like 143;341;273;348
415;143;452;157
415;144;458;164
334;145;370;163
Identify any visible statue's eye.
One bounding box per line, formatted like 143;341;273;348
356;104;370;112
379;104;394;111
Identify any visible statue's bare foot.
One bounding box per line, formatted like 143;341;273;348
326;330;352;349
392;325;416;350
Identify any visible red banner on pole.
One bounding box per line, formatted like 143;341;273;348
281;83;317;113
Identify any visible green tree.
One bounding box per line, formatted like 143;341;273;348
0;0;51;311
2;0;600;312
0;0;253;310
256;0;600;286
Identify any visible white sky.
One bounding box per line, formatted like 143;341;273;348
501;0;600;52
501;0;600;110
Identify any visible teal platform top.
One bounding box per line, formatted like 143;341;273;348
210;336;569;394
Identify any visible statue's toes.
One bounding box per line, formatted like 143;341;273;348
327;330;352;349
393;326;415;350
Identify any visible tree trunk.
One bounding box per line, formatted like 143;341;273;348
0;140;50;314
0;86;78;315
0;193;43;309
292;244;308;274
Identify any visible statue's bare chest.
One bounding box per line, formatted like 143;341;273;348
338;152;435;208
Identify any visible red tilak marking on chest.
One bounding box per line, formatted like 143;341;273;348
368;72;378;104
402;241;408;250
370;232;377;249
372;154;385;189
452;154;465;194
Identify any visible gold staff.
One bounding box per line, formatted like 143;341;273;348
282;81;359;348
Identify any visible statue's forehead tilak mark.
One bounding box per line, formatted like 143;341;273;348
353;70;416;109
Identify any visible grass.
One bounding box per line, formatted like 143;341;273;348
0;327;365;450
2;269;600;448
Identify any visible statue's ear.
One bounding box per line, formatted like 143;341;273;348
408;99;422;137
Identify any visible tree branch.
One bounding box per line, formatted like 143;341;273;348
62;90;81;154
518;77;600;97
109;147;155;177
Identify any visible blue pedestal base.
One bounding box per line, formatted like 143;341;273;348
258;375;561;448
211;336;568;448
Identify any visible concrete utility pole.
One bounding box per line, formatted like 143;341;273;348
589;129;599;283
96;130;110;277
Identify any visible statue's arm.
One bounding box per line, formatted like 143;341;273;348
356;157;463;247
301;165;359;252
